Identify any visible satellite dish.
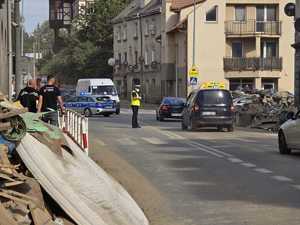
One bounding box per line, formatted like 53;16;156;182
107;58;116;66
285;3;296;17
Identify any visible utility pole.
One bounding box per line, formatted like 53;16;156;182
7;0;13;99
192;0;196;66
15;0;22;96
33;41;36;80
138;13;144;99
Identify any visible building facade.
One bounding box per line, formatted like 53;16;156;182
113;0;163;103
0;0;9;95
113;0;295;103
293;0;300;106
168;0;295;94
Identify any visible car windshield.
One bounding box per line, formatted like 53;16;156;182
92;86;117;96
198;90;232;106
95;96;111;102
163;98;185;106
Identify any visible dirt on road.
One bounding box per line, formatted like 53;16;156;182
89;137;183;225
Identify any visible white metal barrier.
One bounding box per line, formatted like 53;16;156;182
59;109;89;155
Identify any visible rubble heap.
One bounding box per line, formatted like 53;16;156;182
233;90;296;132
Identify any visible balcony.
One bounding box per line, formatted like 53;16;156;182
225;20;281;36
224;57;282;71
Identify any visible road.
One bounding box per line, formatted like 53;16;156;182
88;109;300;225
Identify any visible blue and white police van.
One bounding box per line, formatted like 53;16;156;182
76;79;120;114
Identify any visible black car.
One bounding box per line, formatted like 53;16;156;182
181;89;234;131
156;97;186;121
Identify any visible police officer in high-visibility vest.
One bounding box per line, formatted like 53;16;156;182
131;85;142;128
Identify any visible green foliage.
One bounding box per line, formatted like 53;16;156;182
37;0;131;84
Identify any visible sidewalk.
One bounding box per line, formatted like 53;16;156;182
120;99;159;110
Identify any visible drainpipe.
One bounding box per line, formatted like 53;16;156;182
7;0;13;99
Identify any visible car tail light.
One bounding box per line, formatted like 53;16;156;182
161;104;170;111
192;104;200;112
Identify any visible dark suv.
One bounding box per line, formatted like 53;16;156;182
181;89;234;132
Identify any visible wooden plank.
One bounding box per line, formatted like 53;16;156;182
2;181;24;188
0;203;18;225
0;173;16;182
30;207;56;225
0;192;32;206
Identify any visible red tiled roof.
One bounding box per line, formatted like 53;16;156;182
170;0;205;11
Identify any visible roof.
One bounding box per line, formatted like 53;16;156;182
112;0;161;24
170;0;205;12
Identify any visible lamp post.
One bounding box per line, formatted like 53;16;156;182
192;0;196;66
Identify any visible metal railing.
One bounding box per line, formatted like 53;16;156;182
224;57;282;71
225;20;281;36
59;109;89;155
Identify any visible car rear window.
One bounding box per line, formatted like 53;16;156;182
163;98;185;105
197;90;232;106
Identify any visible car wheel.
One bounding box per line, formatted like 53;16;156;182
217;126;223;132
181;121;188;130
189;118;197;131
116;108;120;115
84;109;92;117
278;131;291;155
159;116;164;122
227;124;234;132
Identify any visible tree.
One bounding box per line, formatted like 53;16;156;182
38;0;131;84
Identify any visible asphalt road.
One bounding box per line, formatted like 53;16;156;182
88;109;300;225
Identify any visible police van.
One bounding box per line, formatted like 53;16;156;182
76;79;120;114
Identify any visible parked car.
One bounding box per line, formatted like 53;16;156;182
64;96;116;117
156;97;186;121
181;89;235;131
278;110;300;154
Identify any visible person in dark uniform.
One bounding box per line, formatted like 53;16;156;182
37;75;65;126
17;79;39;113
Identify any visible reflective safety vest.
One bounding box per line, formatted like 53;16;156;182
131;90;141;106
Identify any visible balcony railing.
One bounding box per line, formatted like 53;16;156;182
224;57;282;71
225;20;281;36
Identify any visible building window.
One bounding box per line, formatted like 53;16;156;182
232;41;243;58
235;6;246;21
135;51;138;66
117;26;121;41
229;78;254;91
123;25;127;41
124;52;127;63
206;6;218;22
118;53;122;64
151;49;155;62
261;41;277;58
256;5;277;21
145;20;150;36
144;51;149;65
134;22;138;39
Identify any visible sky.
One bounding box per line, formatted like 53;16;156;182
24;0;49;33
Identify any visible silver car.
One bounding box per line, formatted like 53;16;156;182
278;110;300;154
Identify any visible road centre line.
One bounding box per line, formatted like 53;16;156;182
241;163;256;168
254;168;273;174
227;158;244;163
272;176;293;182
189;141;233;157
188;143;224;158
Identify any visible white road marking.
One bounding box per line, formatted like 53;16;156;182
188;143;224;158
117;138;137;146
190;141;233;157
272;176;293;182
241;163;256;168
168;167;200;172
227;158;243;163
161;131;186;140
292;185;300;191
254;168;273;174
142;137;167;145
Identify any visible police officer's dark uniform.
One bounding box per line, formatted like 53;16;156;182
17;83;39;113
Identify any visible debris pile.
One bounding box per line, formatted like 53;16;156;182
233;90;296;132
